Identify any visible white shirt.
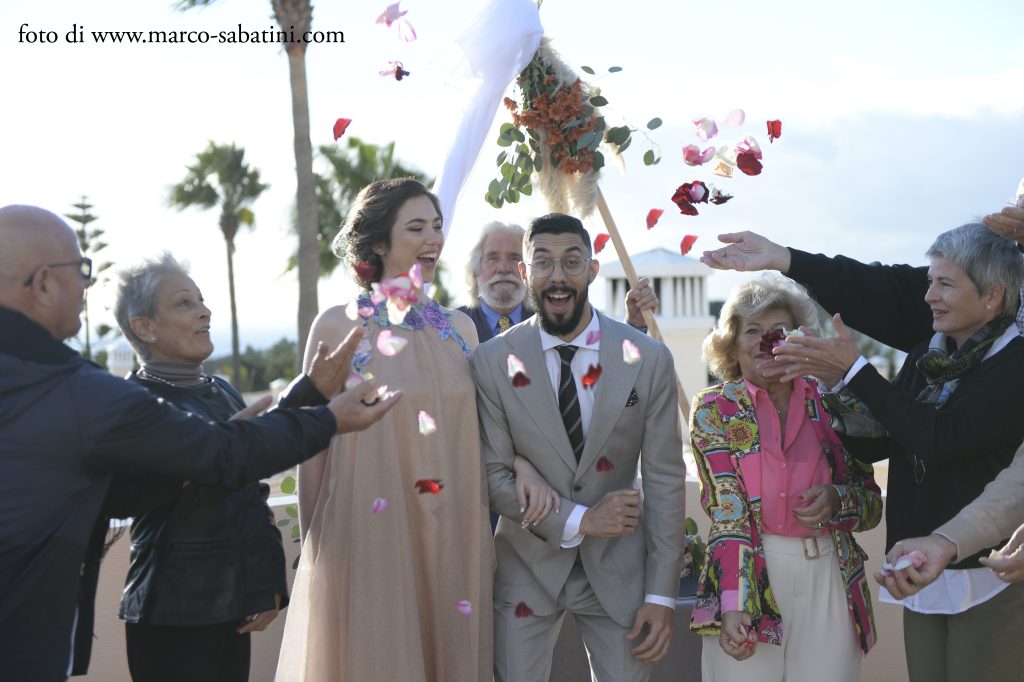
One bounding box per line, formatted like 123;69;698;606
537;308;675;609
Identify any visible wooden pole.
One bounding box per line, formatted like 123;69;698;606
595;186;690;420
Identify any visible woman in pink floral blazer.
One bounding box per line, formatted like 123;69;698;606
689;276;882;682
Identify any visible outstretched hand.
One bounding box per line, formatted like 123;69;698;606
983;206;1024;244
760;314;860;386
699;231;792;273
625;277;658;328
307;338;358;399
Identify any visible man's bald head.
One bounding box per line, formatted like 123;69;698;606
0;205;86;339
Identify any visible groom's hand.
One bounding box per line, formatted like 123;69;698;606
580;489;641;537
627;603;674;663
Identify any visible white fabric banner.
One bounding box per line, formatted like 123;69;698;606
431;0;544;237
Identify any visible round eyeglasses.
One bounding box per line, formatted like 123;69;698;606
524;256;591;278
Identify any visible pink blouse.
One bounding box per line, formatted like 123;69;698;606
745;378;831;537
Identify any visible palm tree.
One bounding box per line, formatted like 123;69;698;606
176;0;320;359
287;137;431;278
169;142;268;386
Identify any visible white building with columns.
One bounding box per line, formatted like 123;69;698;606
599;248;716;416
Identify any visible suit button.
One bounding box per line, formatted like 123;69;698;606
573;484;583;492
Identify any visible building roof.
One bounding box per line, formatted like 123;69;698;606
599;247;708;278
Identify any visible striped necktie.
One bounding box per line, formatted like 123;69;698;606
497;315;512;333
556;345;585;461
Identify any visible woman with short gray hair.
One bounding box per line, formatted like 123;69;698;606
110;253;345;682
772;222;1024;681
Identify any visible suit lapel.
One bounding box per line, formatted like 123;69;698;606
505;317;579;471
577;313;642;475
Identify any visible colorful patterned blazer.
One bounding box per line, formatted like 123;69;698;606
688;377;882;654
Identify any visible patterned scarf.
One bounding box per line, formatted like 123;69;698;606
915;314;1013;407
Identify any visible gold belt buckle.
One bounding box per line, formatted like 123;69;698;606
801;536;822;560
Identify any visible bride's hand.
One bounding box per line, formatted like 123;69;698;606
513;455;560;525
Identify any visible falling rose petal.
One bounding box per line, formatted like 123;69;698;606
396;19;417;42
354;260;378;281
409;263;424;290
372;497;390;513
455;600;473;616
622;339;641;365
593;233;610;254
418;410;437;436
682;144;716;166
735;136;763;160
672;184;703;214
376;329;409;356
710;188;733;205
414;479;444;494
736;152;763;176
514;602;534;618
358;305;375;319
596;456;615;473
581;364;602;388
379;60;411;81
586;330;602;345
712;162;734;179
645;209;664;229
723;109;746;127
333;117;352;141
345;372;366;390
693;117;719;142
375;2;406;27
715;145;738;166
345;299;361;321
767;119;782;143
680;235;698;256
686;181;709;204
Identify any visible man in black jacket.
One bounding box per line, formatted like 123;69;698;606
0;204;400;681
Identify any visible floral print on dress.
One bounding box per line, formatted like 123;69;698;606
356;293;470;358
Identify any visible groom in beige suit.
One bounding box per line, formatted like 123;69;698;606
470;213;686;681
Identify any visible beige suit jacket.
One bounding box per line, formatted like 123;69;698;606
470;311;685;626
937;439;1024;559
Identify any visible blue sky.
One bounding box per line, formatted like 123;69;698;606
2;0;1022;353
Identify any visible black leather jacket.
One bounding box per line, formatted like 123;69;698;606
117;374;290;626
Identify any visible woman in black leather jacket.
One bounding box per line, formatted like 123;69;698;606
111;253;342;682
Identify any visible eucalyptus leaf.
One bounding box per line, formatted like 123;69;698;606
285;505;298;518
281;476;296;494
512;128;526;143
617;136;632;153
488;179;502;196
497;136;512;148
520;183;533;196
577;131;599;149
643;149;655;166
685;517;699;535
608;66;623;73
592;151;605;171
606;126;630;146
533;154;543;172
291;525;300;539
499;122;515;134
496;151;508;166
646;117;663;130
581;65;595;75
589;95;609;107
277;519;290;527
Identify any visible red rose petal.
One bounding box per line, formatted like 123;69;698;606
511;372;531;388
710;189;733;205
514;602;534;618
759;329;785;353
645;209;664;229
736;152;763;176
767;119;782;143
680;235;698;256
596;456;614;472
581;364;602;388
333;117;352;141
354;260;377;280
594;233;610;254
414;479;444;494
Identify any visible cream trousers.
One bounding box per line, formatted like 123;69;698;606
702;534;861;682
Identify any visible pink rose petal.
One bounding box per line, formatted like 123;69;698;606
372;497;390;513
409;263;424;290
376;329;408;356
723;109;746;127
586;330;602;345
418;410;437;436
455;600;473;616
693;117;718;142
622;339;641;365
683;145;716;167
345;372;365;390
